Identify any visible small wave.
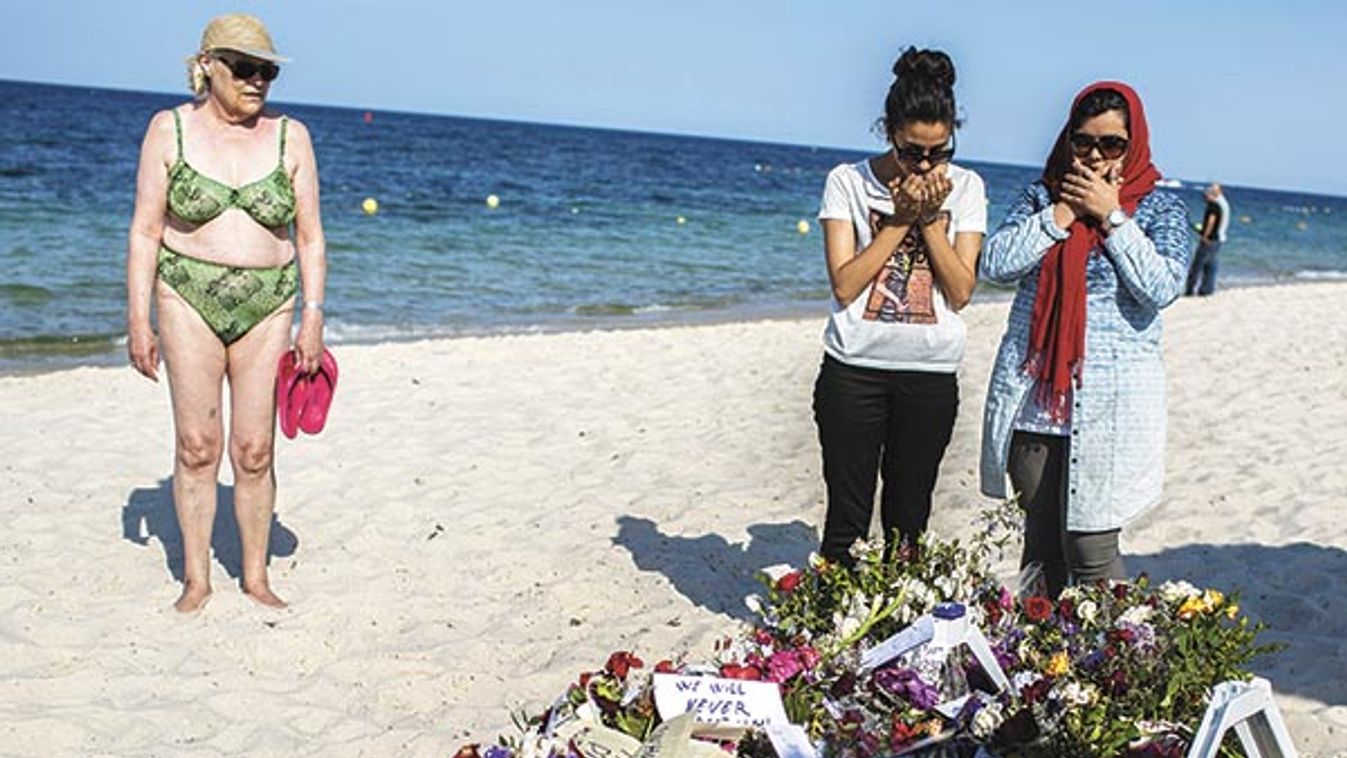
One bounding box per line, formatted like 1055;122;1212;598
1293;270;1347;281
0;164;41;179
574;302;640;316
0;332;123;359
0;283;55;306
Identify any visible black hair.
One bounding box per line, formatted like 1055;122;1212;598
1070;88;1129;132
880;47;960;134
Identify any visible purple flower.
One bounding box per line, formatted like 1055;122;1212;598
1080;649;1107;671
1120;621;1158;651
483;747;512;758
992;638;1021;670
872;666;939;710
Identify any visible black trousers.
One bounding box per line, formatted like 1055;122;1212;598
1008;431;1123;598
813;355;958;566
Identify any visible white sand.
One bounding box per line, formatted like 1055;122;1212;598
1;281;1344;757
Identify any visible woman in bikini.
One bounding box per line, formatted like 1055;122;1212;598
126;14;327;611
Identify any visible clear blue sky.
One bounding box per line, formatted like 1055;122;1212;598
4;0;1344;196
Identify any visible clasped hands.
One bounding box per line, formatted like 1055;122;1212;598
885;169;953;229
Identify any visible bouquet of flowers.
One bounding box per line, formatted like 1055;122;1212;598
455;499;1278;758
976;577;1277;757
728;538;1008;757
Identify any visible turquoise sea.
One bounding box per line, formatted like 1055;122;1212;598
2;79;1344;372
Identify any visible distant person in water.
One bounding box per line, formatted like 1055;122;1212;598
1185;183;1231;296
812;47;986;568
125;14;328;612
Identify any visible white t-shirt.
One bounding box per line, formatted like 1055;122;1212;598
817;159;987;372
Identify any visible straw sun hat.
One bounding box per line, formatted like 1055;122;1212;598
186;13;290;95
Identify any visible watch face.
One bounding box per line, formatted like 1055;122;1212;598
1108;209;1127;227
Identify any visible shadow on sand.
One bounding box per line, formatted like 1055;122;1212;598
612;515;817;622
121;477;298;585
1129;540;1347;707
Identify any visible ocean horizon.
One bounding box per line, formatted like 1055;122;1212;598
2;78;1345;374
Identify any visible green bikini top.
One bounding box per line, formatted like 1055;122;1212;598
167;109;297;228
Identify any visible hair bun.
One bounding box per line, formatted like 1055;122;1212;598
892;47;955;89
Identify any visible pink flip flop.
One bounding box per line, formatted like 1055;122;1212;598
275;350;308;440
298;349;338;435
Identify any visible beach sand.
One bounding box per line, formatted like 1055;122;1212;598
1;281;1344;757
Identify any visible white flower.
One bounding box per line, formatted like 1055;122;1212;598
935;575;957;597
835;593;869;640
1120;605;1154;625
1053;681;1097;707
519;736;565;758
1012;670;1042;692
1058;586;1083;603
744;594;764;615
1077;599;1100;623
971;701;1005;739
1158;580;1201;603
572;701;600;723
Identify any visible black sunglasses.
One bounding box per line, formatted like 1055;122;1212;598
214;55;281;83
893;135;956;167
1069;133;1128;160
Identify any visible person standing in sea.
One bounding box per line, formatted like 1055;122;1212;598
125;14;328;612
979;82;1190;597
812;47;986;568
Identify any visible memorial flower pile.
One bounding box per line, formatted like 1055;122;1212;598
456;501;1277;758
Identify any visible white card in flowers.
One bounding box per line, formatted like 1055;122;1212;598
652;674;789;736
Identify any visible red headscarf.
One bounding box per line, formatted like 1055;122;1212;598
1025;81;1161;420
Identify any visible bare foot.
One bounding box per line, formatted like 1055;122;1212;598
174;583;212;613
243;583;288;609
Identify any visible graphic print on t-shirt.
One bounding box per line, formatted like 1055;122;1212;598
862;208;943;324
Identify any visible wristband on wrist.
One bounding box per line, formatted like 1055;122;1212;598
303;300;323;312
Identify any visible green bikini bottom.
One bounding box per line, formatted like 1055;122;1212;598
157;246;298;345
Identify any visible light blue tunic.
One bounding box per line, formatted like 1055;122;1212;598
979;182;1191;531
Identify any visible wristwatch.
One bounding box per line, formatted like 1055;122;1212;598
1105;207;1128;231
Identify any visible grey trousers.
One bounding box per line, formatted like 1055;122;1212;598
1008;431;1124;598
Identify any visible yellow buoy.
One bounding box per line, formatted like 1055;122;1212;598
676;215;686;225
796;219;811;235
486;194;500;209
361;197;379;215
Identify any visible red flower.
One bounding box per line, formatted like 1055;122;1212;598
654;659;676;673
889;715;921;749
578;671;594;687
775;570;803;593
830;671;857;697
1058;598;1075;620
798;645;821;670
454;746;481;758
1024;595;1054;622
719;663;763;680
1021;677;1052;704
1108;628;1137;645
606;651;643;679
